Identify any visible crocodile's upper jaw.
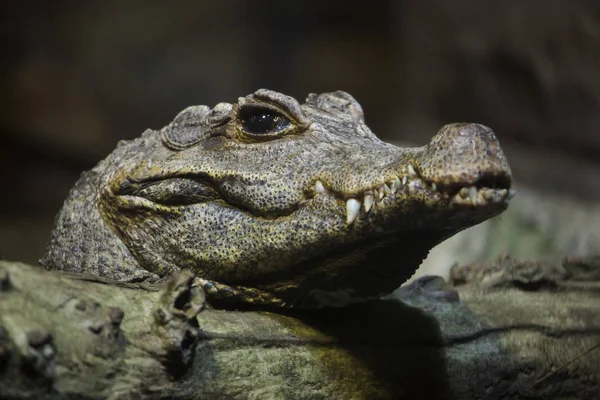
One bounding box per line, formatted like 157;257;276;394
43;89;513;308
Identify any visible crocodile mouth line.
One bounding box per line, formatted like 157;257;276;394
114;162;513;224
314;163;515;225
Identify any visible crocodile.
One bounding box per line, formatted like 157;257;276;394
41;89;514;308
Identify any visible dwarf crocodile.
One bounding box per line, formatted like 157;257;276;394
41;89;514;308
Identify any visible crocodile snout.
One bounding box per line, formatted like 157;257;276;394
418;123;513;190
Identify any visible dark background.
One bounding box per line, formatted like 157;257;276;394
1;0;600;264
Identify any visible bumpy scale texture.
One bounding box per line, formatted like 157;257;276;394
42;89;513;308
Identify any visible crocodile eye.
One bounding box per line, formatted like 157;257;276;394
239;106;291;135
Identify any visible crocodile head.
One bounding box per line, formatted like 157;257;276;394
42;89;513;308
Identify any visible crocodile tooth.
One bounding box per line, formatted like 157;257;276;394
431;182;438;192
402;176;408;185
492;192;502;203
469;186;478;206
407;181;418;194
364;194;374;212
315;180;326;194
482;188;495;201
377;188;384;200
391;177;401;192
346;198;361;224
407;164;418;178
508;189;517;200
382;183;392;195
459;187;470;199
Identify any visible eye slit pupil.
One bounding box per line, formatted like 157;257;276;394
240;107;290;135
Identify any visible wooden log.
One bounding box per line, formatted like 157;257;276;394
0;258;598;399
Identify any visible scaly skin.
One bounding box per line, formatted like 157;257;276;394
41;89;514;308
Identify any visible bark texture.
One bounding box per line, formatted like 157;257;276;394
0;259;599;399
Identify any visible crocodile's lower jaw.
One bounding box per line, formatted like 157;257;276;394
199;223;468;309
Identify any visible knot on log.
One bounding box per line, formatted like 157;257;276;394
150;271;205;376
22;329;55;380
88;305;125;340
73;298;126;352
0;326;56;398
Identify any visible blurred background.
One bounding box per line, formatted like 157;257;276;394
1;1;599;277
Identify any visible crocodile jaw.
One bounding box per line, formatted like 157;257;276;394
316;169;514;226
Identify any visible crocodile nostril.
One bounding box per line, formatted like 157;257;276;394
418;122;513;188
